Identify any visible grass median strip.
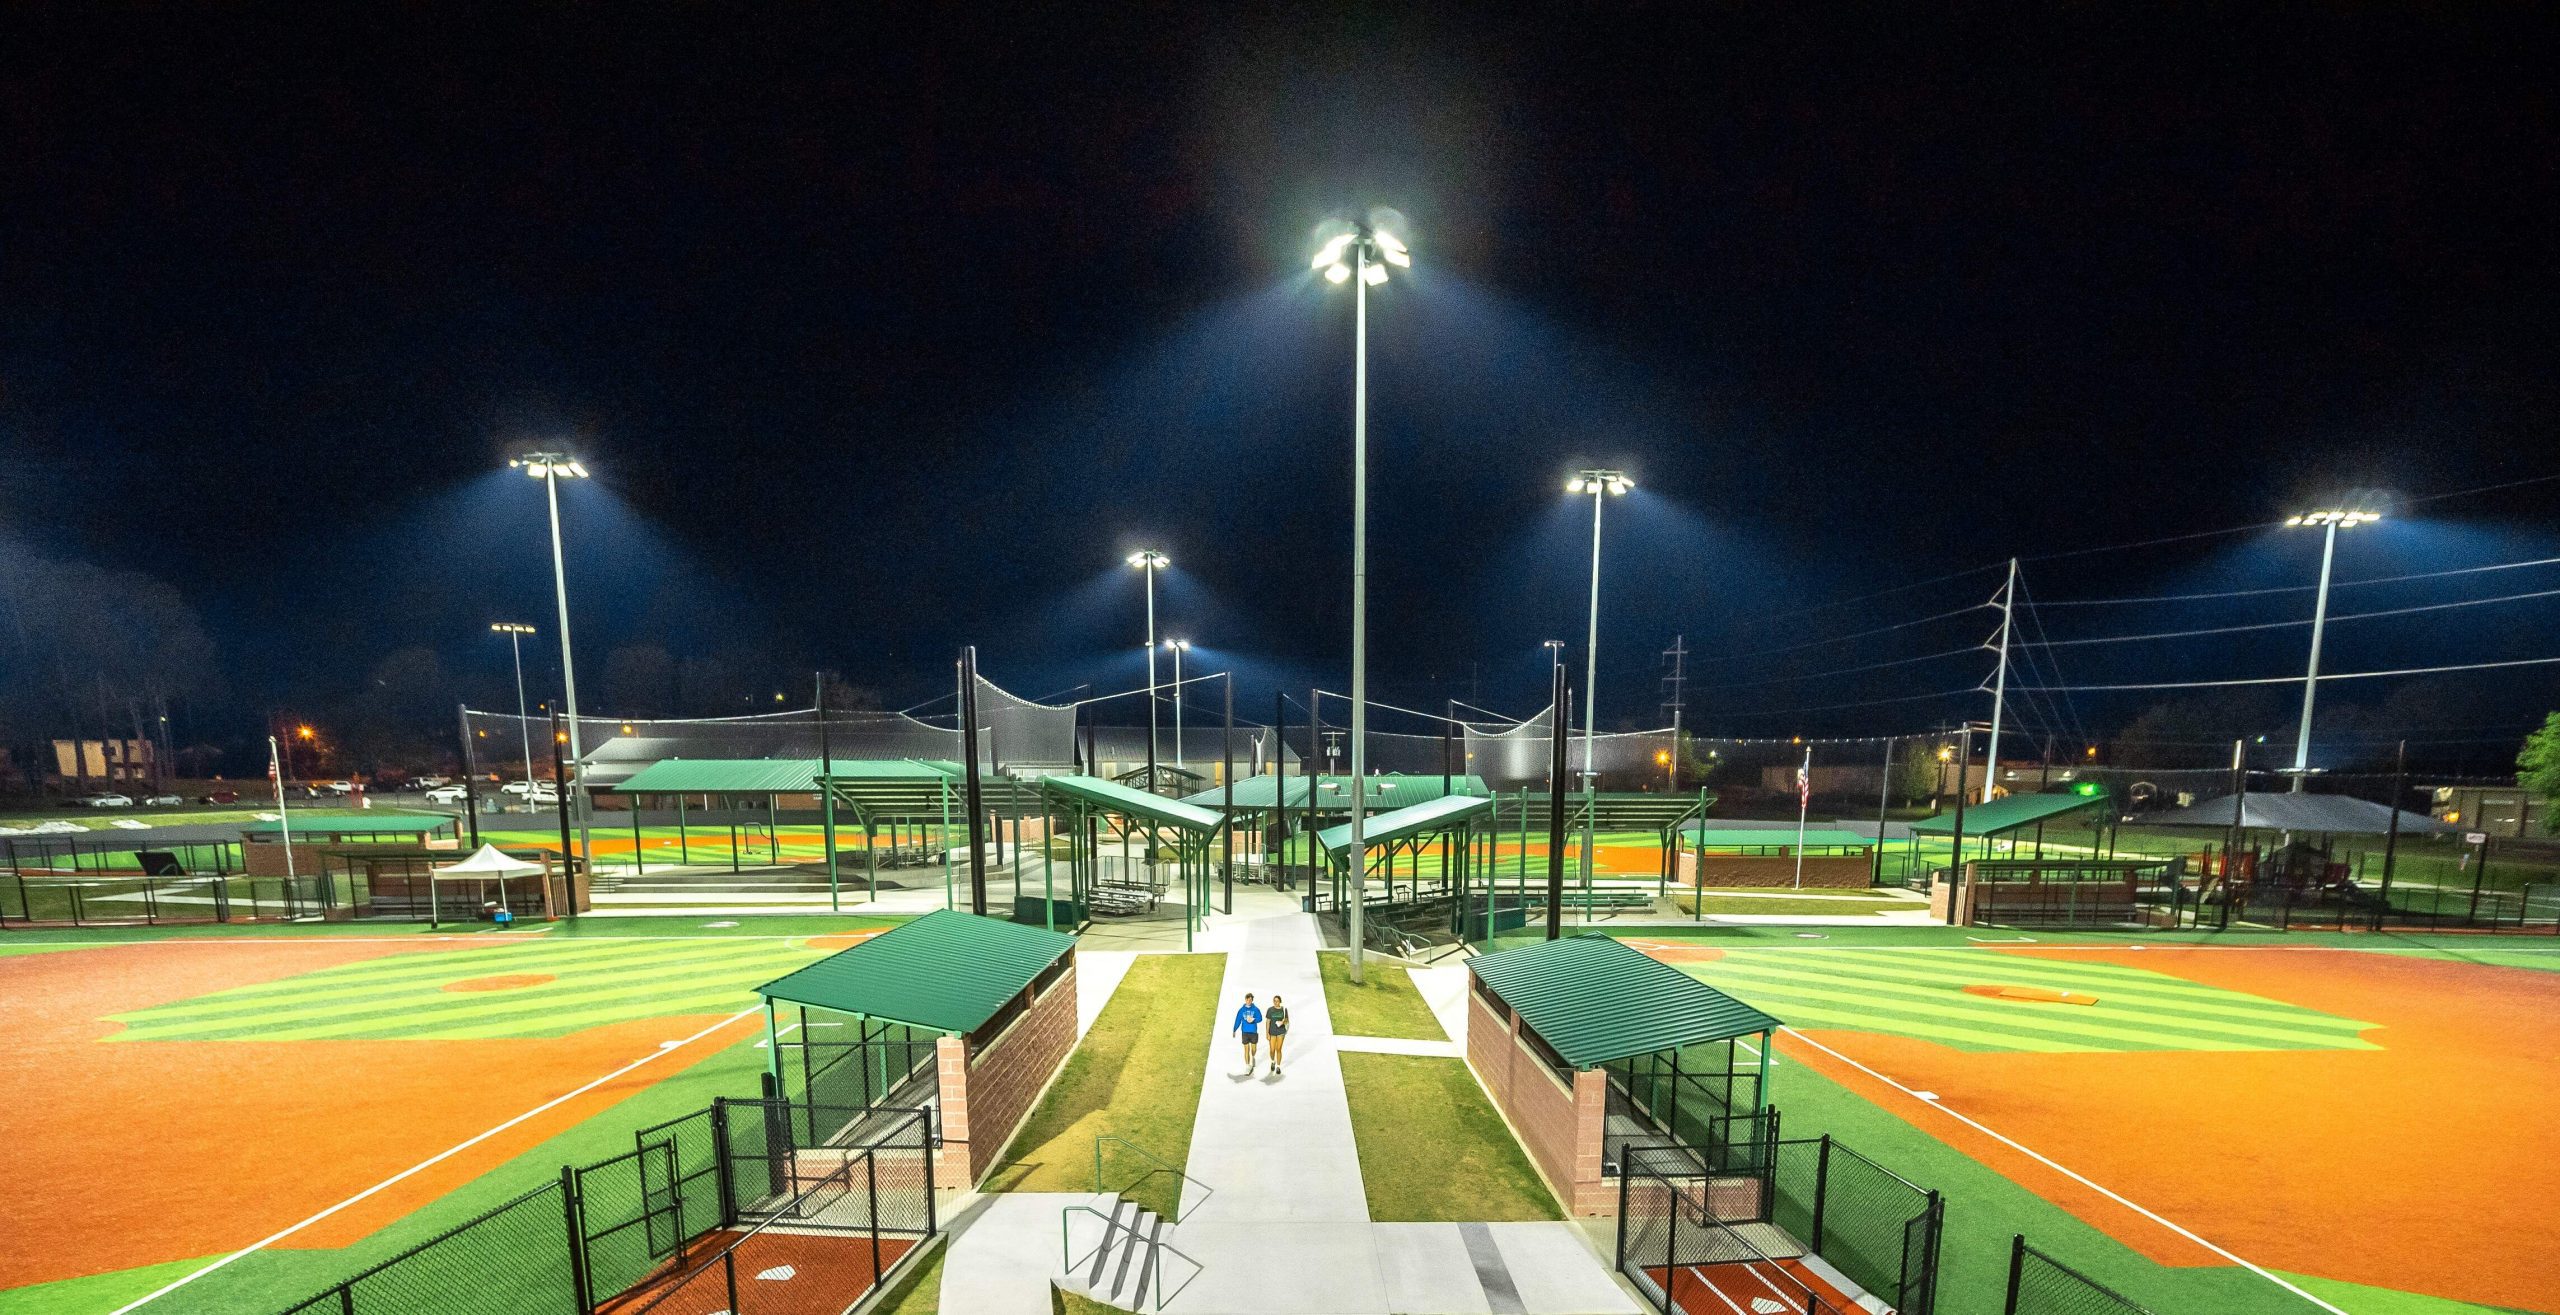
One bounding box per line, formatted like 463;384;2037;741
1339;1052;1559;1221
1318;953;1446;1040
987;953;1224;1218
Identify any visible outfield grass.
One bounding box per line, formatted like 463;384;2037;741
1317;953;1445;1040
988;953;1224;1218
1338;1053;1559;1222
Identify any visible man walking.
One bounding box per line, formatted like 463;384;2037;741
1265;994;1289;1077
1232;992;1263;1074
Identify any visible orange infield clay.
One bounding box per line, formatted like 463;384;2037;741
442;972;557;992
0;939;760;1293
1775;945;2560;1313
1620;939;1726;964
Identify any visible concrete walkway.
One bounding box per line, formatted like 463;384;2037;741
1185;912;1370;1221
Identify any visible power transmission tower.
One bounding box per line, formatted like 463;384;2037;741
1659;634;1688;790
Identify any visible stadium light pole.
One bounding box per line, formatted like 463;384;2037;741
490;623;538;805
511;451;593;867
1165;639;1192;770
1566;470;1631;903
1316;215;1409;984
2282;506;2381;792
1127;550;1168;789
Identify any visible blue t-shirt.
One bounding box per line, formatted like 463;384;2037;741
1233;1004;1263;1034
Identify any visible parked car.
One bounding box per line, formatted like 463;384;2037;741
315;780;355;795
197;789;240;805
76;792;134;808
411;775;451;790
500;781;533;796
142;794;185;807
526;784;560;805
423;785;469;804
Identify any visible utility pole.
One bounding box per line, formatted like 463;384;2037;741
1660;634;1688;792
1983;558;2018;804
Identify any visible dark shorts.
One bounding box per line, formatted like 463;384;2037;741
1269;1027;1287;1038
1240;1031;1259;1043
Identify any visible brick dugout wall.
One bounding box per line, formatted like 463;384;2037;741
1466;989;1614;1215
935;956;1078;1186
1677;851;1873;888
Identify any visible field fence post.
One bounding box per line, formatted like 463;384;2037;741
2003;1233;2026;1315
867;1146;883;1285
337;1285;355;1315
560;1165;594;1314
711;1100;737;1227
1811;1135;1832;1254
919;1112;939;1235
723;1249;739;1314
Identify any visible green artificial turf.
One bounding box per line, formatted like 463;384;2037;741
1337;1053;1559;1222
1317;952;1446;1040
987;953;1224;1219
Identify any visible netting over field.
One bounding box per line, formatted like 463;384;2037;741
463;677;1079;789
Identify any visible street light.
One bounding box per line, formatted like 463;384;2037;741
1315;214;1409;982
1127;550;1168;790
2282;504;2383;791
490;623;538;806
511;450;593;862
1164;640;1192;770
1565;469;1631;897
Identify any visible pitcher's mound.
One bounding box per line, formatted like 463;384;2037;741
1963;983;2097;1005
442;973;556;992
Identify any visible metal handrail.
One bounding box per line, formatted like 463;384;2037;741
1092;1135;1214;1222
1057;1203;1206;1314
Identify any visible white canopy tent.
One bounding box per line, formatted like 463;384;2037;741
429;844;553;926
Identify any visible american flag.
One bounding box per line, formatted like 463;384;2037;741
1796;752;1811;809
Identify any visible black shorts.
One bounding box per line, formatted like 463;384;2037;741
1240;1031;1259;1044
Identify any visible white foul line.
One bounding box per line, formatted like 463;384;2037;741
110;1006;763;1315
1777;1026;2351;1315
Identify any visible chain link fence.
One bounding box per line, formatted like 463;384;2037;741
1768;1135;1941;1315
2004;1234;2158;1315
277;1180;580;1315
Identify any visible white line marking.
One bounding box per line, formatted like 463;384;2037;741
108;1006;762;1314
1777;1026;2350;1315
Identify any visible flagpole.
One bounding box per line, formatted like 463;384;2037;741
268;735;296;882
1793;745;1811;890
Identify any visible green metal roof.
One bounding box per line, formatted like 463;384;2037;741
1183;773;1489;811
1037;774;1225;833
1469;935;1782;1068
1908;791;2107;836
1682;827;1873;850
241;813;458;836
1317;793;1496;854
755;910;1076;1034
615;759;833;794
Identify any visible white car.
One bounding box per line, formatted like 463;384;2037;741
316;781;356;795
500;781;534;796
412;775;451;790
142;793;185;807
526;784;560;805
423;785;469;805
76;793;134;808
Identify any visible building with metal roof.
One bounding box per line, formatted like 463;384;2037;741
2134;791;2454;837
1465;934;1781;1215
1907;791;2107;837
753;910;1079;1187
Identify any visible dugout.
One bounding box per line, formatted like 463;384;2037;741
1466;935;1779;1216
1912;792;2112;923
1183;772;1490;887
238;813;461;877
1035;773;1226;944
754;910;1078;1187
1672;826;1875;890
1310;793;1496;946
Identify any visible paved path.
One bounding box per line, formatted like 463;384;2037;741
1185;913;1370;1221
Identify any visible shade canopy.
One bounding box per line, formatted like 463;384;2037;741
1185;773;1490;812
1316;793;1495;855
2135;792;2455;837
1909;791;2107;837
435;844;546;877
1469;935;1782;1069
1036;774;1225;834
755;910;1075;1035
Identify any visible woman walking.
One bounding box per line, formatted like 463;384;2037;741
1265;994;1290;1076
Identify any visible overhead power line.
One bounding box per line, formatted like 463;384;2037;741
2038;553;2560;607
2026;584;2560;648
2011;653;2560;692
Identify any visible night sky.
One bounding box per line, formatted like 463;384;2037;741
5;6;2557;766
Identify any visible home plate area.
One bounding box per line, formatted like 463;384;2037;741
595;1228;914;1315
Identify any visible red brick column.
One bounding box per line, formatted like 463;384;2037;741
933;960;1080;1187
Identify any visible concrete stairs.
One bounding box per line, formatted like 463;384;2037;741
1060;1193;1192;1311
